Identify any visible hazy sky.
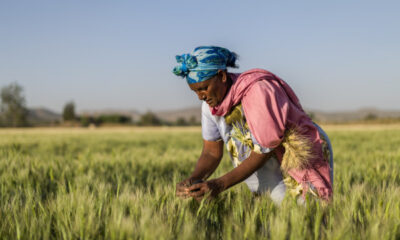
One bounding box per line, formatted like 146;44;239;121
1;0;399;113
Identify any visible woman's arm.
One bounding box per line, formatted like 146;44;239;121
176;139;224;198
189;139;224;180
188;150;273;200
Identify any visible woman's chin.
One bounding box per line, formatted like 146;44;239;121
206;101;215;107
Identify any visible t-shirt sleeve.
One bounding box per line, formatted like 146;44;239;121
251;133;274;154
242;80;289;149
201;102;222;141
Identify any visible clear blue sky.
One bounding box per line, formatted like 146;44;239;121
1;0;399;113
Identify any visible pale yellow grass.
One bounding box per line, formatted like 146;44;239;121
320;123;400;131
0;126;202;135
1;123;397;136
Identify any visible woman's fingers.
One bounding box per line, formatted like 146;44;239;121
176;181;192;199
176;184;189;192
189;183;212;198
177;180;220;201
189;188;207;198
176;192;190;199
188;183;204;192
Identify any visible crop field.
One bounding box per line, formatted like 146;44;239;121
0;125;399;239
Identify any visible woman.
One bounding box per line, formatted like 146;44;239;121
173;46;333;204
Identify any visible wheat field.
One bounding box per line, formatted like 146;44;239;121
0;125;399;239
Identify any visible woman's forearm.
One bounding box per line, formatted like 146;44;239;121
219;151;273;190
189;140;224;180
190;152;222;180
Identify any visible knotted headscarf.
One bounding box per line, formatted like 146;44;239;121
173;46;238;84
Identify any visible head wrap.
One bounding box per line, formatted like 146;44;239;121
173;46;237;84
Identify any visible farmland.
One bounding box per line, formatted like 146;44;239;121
0;125;399;239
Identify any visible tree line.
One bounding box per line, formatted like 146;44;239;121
0;82;200;127
66;102;199;127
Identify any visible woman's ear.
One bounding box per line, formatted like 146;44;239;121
218;70;227;83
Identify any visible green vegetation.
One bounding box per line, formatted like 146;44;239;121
137;112;163;126
62;102;76;122
79;115;132;127
0;82;28;127
0;126;399;239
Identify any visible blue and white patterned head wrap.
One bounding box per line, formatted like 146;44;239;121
173;46;238;84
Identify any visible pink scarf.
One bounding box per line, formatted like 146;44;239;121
211;69;332;200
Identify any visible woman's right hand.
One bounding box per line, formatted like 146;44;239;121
176;178;203;199
176;140;223;199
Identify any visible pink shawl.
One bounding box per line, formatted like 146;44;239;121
211;69;332;200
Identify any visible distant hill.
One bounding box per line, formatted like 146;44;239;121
153;106;400;123
79;107;202;124
27;108;141;124
154;106;201;123
308;108;400;122
28;108;61;124
26;106;400;125
79;109;141;122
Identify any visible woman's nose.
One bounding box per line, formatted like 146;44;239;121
197;93;206;101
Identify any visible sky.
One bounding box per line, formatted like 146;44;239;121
0;0;399;113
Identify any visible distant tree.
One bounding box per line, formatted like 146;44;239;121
364;113;378;121
175;117;188;126
97;114;131;124
62;101;76;121
307;111;316;121
188;115;199;126
79;115;98;127
138;112;162;126
0;82;28;127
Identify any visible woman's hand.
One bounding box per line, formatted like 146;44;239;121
188;178;225;201
176;140;224;199
176;178;203;199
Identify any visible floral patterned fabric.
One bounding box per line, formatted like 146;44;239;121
201;101;285;197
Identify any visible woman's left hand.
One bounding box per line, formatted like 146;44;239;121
188;178;225;201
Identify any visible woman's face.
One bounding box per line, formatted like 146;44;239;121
189;71;230;107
